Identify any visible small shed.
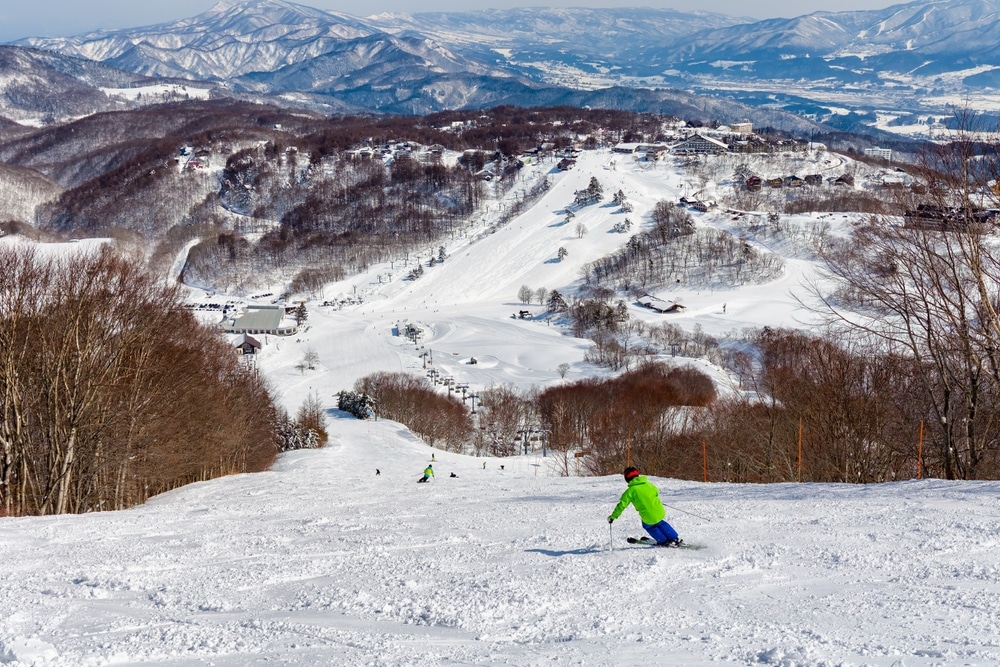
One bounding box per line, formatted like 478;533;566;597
235;333;262;355
637;294;686;313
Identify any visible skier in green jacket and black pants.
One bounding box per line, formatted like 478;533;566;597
608;466;683;547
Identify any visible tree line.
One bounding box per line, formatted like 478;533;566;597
344;320;1000;483
0;246;291;516
582;199;784;292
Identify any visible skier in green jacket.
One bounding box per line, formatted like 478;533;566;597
418;464;434;483
608;466;682;547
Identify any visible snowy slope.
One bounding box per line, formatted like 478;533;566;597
2;414;999;665
255;148;836;411
5;149;995;666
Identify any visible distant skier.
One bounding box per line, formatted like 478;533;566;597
607;467;683;547
418;464;434;483
376;469;381;476
449;472;458;478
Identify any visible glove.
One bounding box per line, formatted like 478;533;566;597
607;517;614;524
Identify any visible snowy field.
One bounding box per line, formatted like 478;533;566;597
100;84;213;102
3;149;1000;666
2;419;999;666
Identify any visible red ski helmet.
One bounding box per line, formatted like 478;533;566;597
623;467;640;481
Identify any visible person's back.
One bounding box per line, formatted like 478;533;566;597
616;475;666;525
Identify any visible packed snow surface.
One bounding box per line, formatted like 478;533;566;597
3;149;999;666
3;422;999;666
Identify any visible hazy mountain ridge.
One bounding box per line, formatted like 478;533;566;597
237;32;512;93
648;0;1000;63
22;0;378;81
370;7;746;53
21;0;1000;85
0;43;823;137
9;0;1000;134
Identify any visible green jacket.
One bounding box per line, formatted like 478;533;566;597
424;466;434;477
609;475;665;525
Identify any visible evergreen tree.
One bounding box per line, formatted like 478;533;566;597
547;290;568;312
587;176;603;200
294;302;308;325
338;390;376;419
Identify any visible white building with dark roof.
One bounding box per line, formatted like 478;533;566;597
671;134;729;155
222;305;298;336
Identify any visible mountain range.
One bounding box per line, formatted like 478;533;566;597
8;0;1000;133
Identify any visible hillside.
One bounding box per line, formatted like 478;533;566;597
0;162;61;222
240;147;847;409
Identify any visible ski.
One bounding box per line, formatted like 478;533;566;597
626;537;705;550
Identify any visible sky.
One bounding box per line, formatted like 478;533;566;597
0;0;908;44
2;147;1000;666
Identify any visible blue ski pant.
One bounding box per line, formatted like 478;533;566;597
642;519;678;543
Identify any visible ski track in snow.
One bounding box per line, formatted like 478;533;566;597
3;150;1000;666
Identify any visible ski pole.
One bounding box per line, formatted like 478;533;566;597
662;502;712;522
609;521;614;552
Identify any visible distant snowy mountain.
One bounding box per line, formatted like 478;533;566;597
16;0;541;115
370;7;746;67
21;0;377;81
12;0;1000;132
237;32;509;92
640;0;1000;77
18;2;747;83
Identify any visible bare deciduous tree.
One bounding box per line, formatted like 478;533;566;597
807;110;1000;479
0;245;280;516
517;284;533;304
